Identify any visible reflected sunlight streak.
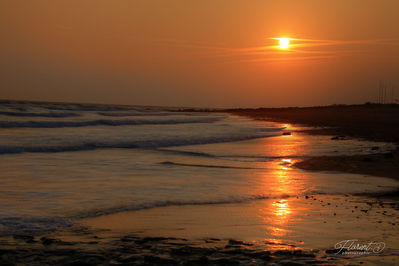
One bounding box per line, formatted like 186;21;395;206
257;132;308;239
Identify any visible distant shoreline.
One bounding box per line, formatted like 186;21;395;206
225;104;399;184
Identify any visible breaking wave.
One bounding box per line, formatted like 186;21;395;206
0;111;79;118
0;116;224;128
160;161;267;169
0;132;277;155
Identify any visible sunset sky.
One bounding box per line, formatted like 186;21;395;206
1;1;399;107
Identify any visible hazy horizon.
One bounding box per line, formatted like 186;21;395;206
1;1;399;108
1;97;397;110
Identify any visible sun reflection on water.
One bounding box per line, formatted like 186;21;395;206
272;200;291;219
257;128;309;242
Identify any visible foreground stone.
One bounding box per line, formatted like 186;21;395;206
0;235;349;265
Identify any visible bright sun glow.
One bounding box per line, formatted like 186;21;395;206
279;38;290;49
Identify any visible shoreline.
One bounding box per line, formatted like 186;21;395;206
225;104;399;143
1;104;398;265
226;104;399;182
3;193;398;265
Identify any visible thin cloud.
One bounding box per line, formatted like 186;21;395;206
151;37;399;63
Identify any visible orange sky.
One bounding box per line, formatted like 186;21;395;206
1;0;399;107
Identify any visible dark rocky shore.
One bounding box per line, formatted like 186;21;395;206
1;232;349;265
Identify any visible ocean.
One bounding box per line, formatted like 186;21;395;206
0;100;397;236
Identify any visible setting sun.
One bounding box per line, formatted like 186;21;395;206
279;38;290;49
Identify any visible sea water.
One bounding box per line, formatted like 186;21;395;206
0;101;397;235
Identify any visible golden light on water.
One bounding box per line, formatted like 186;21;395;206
257;132;307;239
265;168;293;237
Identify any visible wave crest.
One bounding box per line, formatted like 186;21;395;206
0;111;79;118
0;116;224;128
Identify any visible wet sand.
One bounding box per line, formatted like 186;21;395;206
295;152;399;182
2;195;398;265
80;195;399;248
